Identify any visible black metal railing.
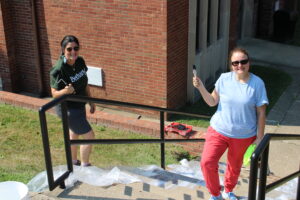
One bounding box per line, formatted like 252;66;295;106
39;94;208;190
248;133;300;200
39;95;300;198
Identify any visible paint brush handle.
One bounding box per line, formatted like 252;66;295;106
193;65;197;77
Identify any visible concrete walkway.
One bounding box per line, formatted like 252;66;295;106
238;37;300;68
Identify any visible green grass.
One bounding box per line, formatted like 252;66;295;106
0;103;192;183
170;65;292;127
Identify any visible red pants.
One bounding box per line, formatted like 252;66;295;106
201;126;255;196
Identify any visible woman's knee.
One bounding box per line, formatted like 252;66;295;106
83;130;95;139
201;158;218;170
69;130;79;139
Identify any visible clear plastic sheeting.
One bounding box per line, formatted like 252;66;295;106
27;159;206;192
27;165;141;192
120;159;206;189
266;178;298;200
27;159;298;200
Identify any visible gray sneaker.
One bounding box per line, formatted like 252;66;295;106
222;192;238;200
209;194;224;200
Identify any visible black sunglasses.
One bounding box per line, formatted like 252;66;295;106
231;59;249;66
231;59;249;67
66;46;79;52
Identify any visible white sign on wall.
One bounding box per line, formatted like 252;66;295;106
87;66;103;87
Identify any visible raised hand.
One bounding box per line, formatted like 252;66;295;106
65;84;75;94
193;76;202;88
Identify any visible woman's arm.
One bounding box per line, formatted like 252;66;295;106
86;85;95;114
193;76;219;107
254;104;267;145
51;84;75;98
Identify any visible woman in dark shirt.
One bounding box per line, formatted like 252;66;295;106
50;35;95;167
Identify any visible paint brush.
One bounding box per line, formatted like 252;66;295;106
193;65;197;77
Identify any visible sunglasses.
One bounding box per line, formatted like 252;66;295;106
66;46;79;52
231;59;249;66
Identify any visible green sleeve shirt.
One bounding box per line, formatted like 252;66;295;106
49;55;89;108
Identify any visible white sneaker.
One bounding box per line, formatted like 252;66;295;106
222;191;238;200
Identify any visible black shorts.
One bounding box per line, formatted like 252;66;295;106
55;105;92;134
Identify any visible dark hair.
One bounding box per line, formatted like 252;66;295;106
60;35;80;55
228;47;250;70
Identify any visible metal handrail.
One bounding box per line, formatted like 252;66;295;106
39;94;211;118
40;95;300;197
39;94;208;190
248;133;300;200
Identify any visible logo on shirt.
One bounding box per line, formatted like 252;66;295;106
70;69;86;83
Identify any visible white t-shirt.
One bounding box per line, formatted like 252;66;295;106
210;72;269;138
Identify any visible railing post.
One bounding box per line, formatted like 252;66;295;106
297;163;300;200
248;154;259;200
257;144;270;200
39;109;55;190
160;111;165;169
61;102;73;175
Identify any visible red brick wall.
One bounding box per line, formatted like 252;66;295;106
36;0;169;109
256;0;274;38
0;0;43;94
2;0;196;115
0;2;10;90
166;0;189;109
0;1;18;92
228;0;239;51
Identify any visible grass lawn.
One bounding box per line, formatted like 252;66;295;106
170;65;292;127
0;104;191;183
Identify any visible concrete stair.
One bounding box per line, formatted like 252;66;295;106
28;164;282;200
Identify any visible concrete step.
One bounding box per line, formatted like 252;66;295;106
29;192;59;200
37;182;210;200
28;164;281;200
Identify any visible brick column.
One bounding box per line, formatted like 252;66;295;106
0;1;18;92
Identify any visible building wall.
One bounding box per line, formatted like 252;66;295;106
36;0;170;109
166;0;189;108
0;1;17;92
187;0;232;103
0;0;244;114
238;0;298;41
256;0;275;39
240;0;255;38
0;0;43;94
228;0;239;50
1;1;190;112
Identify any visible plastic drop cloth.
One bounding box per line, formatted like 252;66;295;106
27;159;297;200
27;159;206;192
27;165;140;192
266;178;298;200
